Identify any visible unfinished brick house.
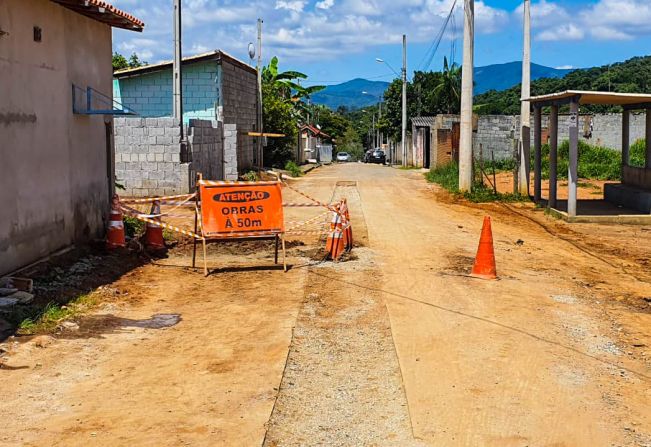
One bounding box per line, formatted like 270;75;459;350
112;51;259;196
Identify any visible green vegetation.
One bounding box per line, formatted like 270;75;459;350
535;138;646;181
284;161;303;177
475;56;651;115
425;162;525;203
112;52;147;72
18;294;96;335
123;215;145;238
242;170;259;182
630;139;647;168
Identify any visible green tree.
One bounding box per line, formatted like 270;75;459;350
112;52;129;71
113;52;147;72
261;57;325;167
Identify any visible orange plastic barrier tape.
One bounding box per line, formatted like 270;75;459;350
200;182;285;237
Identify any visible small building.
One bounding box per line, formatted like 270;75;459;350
112;51;259;196
0;0;143;275
411;116;461;169
298;124;333;164
527;90;651;222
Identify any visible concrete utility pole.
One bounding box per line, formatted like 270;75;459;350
459;0;474;191
173;0;182;123
257;18;264;169
401;34;408;167
377;103;383;147
518;0;531;195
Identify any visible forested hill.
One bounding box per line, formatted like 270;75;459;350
474;56;651;115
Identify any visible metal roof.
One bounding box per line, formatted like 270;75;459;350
50;0;144;31
113;50;256;78
412;116;436;127
525;90;651;108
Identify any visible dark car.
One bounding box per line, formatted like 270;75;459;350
366;149;386;164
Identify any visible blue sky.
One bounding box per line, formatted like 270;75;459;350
111;0;651;85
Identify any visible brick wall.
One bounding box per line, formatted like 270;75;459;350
220;58;257;171
114;117;236;196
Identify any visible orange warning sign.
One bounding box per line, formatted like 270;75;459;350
200;182;285;237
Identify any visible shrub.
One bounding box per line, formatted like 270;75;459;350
630;139;646;167
284;161;302;177
123;216;145;238
425;162;525;203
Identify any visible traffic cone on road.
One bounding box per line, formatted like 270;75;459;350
106;194;126;249
144;200;165;250
340;199;353;250
470;216;497;280
327;230;345;261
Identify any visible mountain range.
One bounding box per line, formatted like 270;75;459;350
310;62;574;110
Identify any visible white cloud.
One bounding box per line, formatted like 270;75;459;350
316;0;335;10
275;0;307;12
555;65;573;69
538;23;585;42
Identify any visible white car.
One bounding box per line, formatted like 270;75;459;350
336;152;350;162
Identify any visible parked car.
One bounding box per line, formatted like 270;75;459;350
336;152;350;162
366;149;386;164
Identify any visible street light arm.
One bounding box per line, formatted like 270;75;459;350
376;58;401;78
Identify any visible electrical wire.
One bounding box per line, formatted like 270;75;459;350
418;0;458;72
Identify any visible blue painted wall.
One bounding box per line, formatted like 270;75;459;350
113;60;221;123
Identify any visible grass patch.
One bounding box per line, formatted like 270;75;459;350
536;138;647;181
18;293;97;335
284;161;303;177
242;170;259;182
425;162;527;203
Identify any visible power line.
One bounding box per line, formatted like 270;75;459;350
417;0;458;72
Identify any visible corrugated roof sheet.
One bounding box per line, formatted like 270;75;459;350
50;0;144;31
525;90;651;107
412;116;436;127
113;50;256;77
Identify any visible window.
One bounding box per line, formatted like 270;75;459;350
33;26;42;42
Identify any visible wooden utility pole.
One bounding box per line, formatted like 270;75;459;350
459;0;474;191
518;0;531;195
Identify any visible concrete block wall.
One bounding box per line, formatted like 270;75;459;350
113;61;218;123
223;124;238;181
221;58;257;171
474;113;647;161
114;117;189;197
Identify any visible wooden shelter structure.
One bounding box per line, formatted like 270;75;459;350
526;91;651;221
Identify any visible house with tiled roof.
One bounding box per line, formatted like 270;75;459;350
298;124;333;164
0;0;143;275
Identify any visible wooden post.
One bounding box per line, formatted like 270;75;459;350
622;110;630;173
281;234;287;272
568;99;579;218
533;105;542;203
549;105;559;209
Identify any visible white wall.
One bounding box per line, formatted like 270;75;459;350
0;0;113;274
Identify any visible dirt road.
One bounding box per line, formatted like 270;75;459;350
1;163;650;446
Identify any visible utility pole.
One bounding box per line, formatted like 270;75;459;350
173;0;187;160
518;0;531;195
372;113;376;148
401;34;408;167
459;0;474;191
257;18;264;169
378;102;382;148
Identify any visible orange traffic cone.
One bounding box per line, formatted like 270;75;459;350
327;230;345;261
471;216;497;280
340;199;353;251
106;194;126;249
145;200;165;250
